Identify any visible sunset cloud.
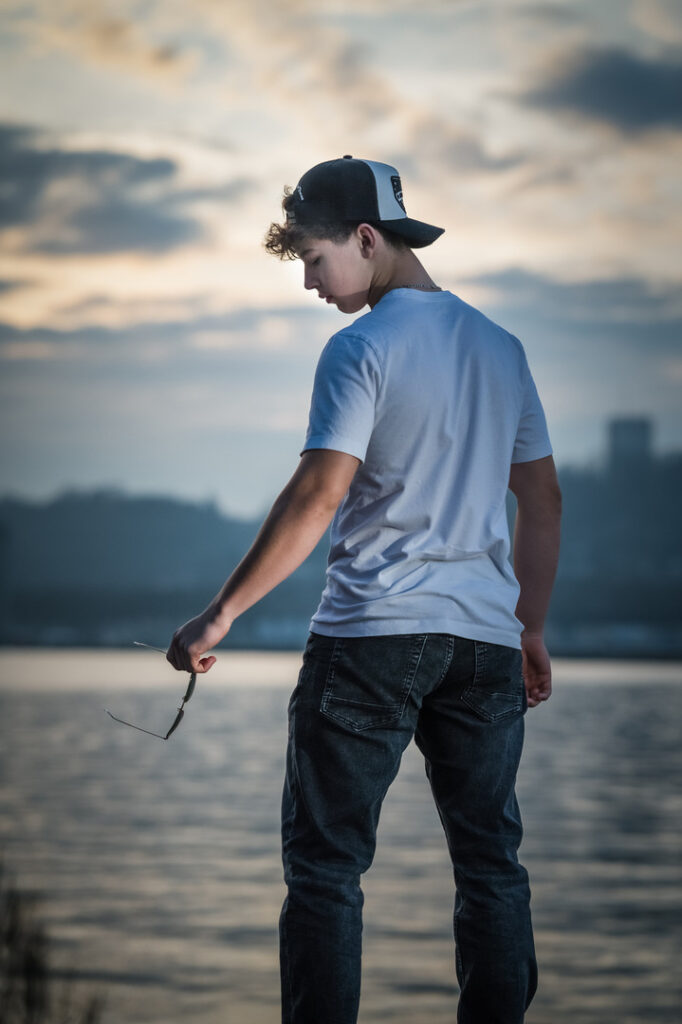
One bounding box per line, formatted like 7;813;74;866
9;0;198;86
519;45;682;133
0;123;254;254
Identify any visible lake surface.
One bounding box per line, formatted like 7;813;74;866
1;649;681;1023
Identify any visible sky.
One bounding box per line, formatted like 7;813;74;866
0;0;680;518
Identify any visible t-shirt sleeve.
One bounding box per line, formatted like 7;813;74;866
301;332;382;463
511;353;554;464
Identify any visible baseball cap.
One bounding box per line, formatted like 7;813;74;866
286;155;444;248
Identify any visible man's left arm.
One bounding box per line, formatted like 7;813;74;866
166;449;360;673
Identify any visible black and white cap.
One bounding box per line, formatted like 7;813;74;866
286;155;444;248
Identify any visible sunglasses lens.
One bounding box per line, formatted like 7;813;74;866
164;708;185;740
183;672;197;703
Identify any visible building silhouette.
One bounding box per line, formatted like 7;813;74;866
607;416;653;475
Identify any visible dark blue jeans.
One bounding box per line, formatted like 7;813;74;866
280;632;538;1024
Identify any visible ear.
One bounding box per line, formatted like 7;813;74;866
356;222;379;259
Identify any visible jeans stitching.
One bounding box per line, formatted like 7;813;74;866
429;634;456;696
474;638;486;686
402;634;428;709
320;636;345;708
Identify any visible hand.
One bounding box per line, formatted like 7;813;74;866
166;604;231;674
521;633;552;708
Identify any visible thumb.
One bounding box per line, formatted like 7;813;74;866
197;655;217;673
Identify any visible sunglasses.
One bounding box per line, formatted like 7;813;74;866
105;642;197;741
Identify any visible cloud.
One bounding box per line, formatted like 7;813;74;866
518;45;682;133
3;268;680;369
0;278;32;295
10;1;197;87
190;0;514;175
454;266;682;461
630;0;682;46
0;122;253;254
463;267;682;347
401;115;528;176
0;303;334;360
515;3;583;26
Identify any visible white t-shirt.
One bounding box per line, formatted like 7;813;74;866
301;287;553;648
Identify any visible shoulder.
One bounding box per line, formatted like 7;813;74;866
453;295;529;373
456;294;523;348
323;317;385;370
312;326;384;394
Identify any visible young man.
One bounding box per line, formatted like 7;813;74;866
167;156;562;1024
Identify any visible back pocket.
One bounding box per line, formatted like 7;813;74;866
320;634;426;732
461;641;526;723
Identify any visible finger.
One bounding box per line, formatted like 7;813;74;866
196;655;216;673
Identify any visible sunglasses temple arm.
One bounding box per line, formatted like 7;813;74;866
104;709;168;740
133;641;168;655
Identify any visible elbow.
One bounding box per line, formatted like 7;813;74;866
278;478;344;519
314;485;347;516
288;457;356;513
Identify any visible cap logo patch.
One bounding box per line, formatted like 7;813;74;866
296;185;304;201
391;175;405;212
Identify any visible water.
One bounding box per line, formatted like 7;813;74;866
1;649;680;1023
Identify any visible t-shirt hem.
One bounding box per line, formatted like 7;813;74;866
301;434;366;462
511;442;553;464
309;616;522;649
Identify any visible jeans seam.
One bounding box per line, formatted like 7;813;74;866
473;638;486;686
284;658;343;866
454;909;464;988
429;634;456;696
403;634;428;710
320;636;345;709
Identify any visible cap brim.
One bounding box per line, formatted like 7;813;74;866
380;217;444;248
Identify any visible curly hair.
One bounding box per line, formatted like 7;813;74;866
263;186;408;261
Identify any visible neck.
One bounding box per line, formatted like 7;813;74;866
368;249;440;308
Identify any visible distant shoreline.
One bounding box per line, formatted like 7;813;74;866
2;641;682;662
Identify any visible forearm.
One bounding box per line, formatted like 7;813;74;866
512;501;561;637
166;451;358;674
208;483;337;629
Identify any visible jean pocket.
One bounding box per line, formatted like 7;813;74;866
304;631;339;662
288;633;338;716
461;642;526;723
320;634;427;732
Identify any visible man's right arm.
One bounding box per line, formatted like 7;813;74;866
508;454;562;707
